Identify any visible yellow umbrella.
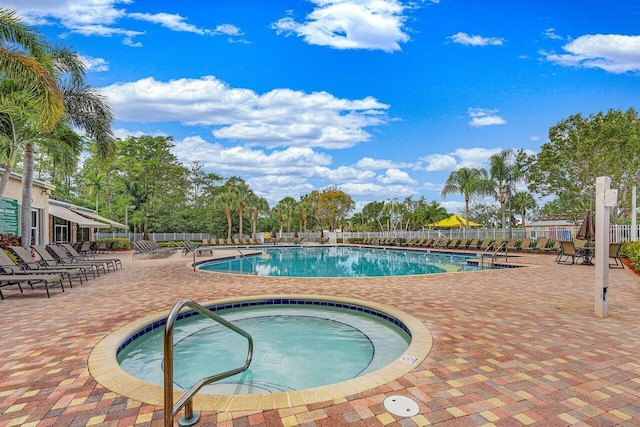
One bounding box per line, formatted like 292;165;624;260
427;214;481;228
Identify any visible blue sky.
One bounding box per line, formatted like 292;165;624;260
9;0;640;212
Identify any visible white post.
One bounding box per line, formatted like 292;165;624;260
594;176;617;319
632;186;637;242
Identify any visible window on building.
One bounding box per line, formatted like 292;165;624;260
53;216;70;243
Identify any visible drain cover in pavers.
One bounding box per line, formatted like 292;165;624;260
383;395;419;417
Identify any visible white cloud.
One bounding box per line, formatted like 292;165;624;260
128;12;211;35
530;135;540;141
448;32;505;46
101;75;390;149
341;182;417;198
542;28;564;41
7;0;242;46
423;182;441;191
468;108;506;127
422;153;457;171
377;168;417;185
454;147;502;168
215;24;243;36
271;0;410;52
78;54;109;72
355;157;405;170
421;147;502;171
544;34;640;73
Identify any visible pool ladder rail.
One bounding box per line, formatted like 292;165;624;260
480;240;508;267
164;299;254;427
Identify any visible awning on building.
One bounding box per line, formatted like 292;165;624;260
49;205;110;228
70;208;128;229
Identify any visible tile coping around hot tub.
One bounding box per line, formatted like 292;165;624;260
88;294;433;413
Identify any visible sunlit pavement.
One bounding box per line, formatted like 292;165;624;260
0;247;638;426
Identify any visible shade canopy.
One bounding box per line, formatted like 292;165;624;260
576;210;595;241
427;214;481;228
49;205;110;228
70;208;128;229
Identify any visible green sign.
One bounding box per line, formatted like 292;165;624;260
0;198;18;235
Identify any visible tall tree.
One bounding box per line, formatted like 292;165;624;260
316;186;355;231
489;149;517;230
15;43;114;247
527;109;640;221
0;8;64;134
511;191;537;230
275;196;297;233
441;167;495;229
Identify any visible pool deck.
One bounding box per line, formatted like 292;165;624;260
1;246;639;426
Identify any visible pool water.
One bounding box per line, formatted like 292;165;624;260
117;305;411;394
198;246;482;277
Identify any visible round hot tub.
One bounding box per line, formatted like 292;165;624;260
89;295;432;411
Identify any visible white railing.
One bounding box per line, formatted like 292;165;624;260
96;225;638;244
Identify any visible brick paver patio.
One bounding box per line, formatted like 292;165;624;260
0;247;638;426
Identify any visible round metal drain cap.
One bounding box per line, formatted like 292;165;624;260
383;395;419;417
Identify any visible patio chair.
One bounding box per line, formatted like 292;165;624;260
446;238;460;249
541;240;560;255
10;245;94;280
0;249;76;287
609;242;624;269
32;245;108;276
60;243;122;270
501;238;518;252
557;241;585;265
478;238;492;250
522;238;548;253
462;238;478;250
0;272;67;299
517;238;531;252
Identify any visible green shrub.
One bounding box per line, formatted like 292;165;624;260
621;241;640;270
97;237;131;250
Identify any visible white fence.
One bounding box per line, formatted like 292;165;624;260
95;225;638;244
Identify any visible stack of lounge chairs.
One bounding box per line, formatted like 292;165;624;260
0;244;122;300
132;240;180;259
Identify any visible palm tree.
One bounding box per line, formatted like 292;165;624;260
441;167;495;229
511;191;537;231
18;45;114;247
489;149;516;230
295;201;314;232
0;8;64;132
276;197;297;233
214;192;236;240
246;194;269;239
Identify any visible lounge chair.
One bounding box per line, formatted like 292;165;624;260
462;238;478;250
557;241;585;265
609;242;624;269
541;240;560;255
10;245;95;280
478;238;492;250
502;238;518;252
0;248;83;286
522;238;548;254
446;238;460;249
488;239;504;251
182;240;213;256
61;243;122;270
32;245;108;276
517;238;532;252
0;272;67;299
47;244;114;273
417;238;432;247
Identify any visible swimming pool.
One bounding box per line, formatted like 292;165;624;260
88;295;433;411
117;303;411;394
197;245;484;277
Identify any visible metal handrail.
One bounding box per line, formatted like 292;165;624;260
164;299;253;427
